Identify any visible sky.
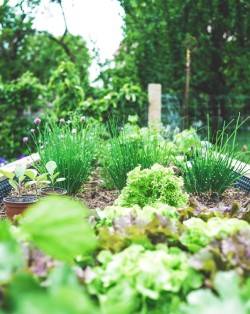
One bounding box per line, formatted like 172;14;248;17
33;0;124;81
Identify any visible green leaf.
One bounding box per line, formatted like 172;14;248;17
0;221;24;283
45;161;57;176
9;179;19;191
9;272;99;314
56;178;66;183
0;169;15;180
15;164;26;178
19;197;97;263
25;169;38;180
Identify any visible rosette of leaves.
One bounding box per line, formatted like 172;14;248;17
95;203;180;227
180;217;250;253
173;128;201;155
190;229;250;275
98;215;183;253
117;164;188;207
86;245;203;313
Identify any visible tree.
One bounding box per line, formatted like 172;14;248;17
116;0;250;130
0;0;91;86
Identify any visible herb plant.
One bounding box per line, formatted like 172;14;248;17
33;121;98;194
101;123;172;190
180;118;248;194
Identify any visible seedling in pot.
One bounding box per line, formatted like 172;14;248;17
24;169;49;196
0;164;27;196
40;161;66;196
0;165;38;219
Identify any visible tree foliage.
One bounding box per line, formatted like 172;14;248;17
116;0;250;126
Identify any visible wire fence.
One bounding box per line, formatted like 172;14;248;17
161;93;250;133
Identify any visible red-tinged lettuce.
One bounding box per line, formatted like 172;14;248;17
190;229;250;274
180;217;249;253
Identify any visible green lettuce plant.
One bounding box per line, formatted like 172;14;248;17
183;271;250;314
87;244;203;312
173;128;201;155
180;217;250;252
117;164;188;207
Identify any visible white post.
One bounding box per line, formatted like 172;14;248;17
148;83;162;126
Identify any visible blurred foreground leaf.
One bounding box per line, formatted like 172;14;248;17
19;197;97;263
0;221;24;283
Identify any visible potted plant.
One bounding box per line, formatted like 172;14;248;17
25;169;50;195
40;161;67;196
0;165;38;219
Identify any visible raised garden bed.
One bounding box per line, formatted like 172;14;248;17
0;121;249;314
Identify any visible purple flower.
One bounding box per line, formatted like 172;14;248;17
18;154;26;160
34;117;41;125
0;157;7;166
23;137;29;143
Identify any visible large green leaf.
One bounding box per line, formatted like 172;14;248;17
19;197;97;263
0;221;24;283
9;272;99;314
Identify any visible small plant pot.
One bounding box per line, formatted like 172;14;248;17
40;187;67;196
3;195;38;220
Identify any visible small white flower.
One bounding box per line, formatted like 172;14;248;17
72;128;77;134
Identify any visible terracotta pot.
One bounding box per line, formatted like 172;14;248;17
3;195;38;220
40;187;67;196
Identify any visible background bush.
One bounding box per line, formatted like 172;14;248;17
0;72;44;160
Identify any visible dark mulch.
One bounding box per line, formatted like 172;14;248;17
76;171;118;209
192;188;249;209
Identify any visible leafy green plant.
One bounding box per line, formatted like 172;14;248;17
20;197;97;262
117;164;188;207
180;217;249;253
87;244;203;313
190;229;250;275
32;121;98;194
0;164;27;196
45;161;66;188
0;197;99;313
173;128;201;155
101;124;172;190
180;119;249;194
183;271;250;314
24;168;49;195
